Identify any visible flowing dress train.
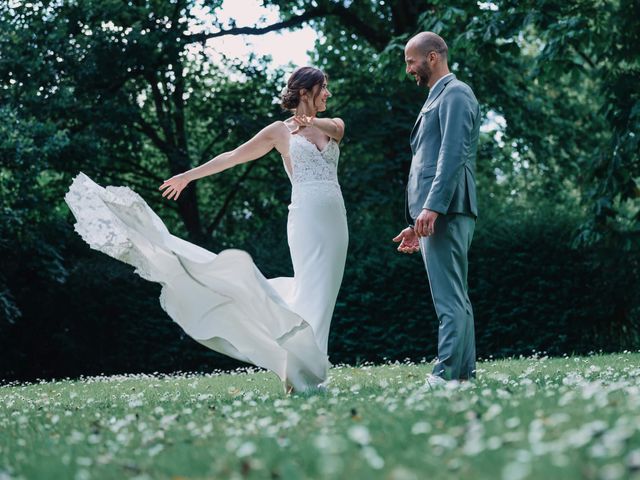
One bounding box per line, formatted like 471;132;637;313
65;133;348;391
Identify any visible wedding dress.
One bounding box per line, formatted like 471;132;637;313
65;132;348;392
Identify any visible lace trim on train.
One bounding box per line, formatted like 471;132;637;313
64;173;154;279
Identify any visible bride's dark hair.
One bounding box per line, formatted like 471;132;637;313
280;66;327;111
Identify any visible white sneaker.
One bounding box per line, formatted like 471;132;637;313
425;374;447;389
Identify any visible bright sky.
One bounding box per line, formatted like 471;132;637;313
191;0;317;69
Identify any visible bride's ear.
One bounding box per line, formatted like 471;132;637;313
299;88;307;99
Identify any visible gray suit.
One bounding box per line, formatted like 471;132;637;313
406;73;480;380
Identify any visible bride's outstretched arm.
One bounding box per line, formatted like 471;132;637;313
160;122;286;200
293;116;345;142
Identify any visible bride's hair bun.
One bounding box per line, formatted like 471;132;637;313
280;66;326;111
280;86;300;110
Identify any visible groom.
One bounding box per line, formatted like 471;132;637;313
393;32;480;383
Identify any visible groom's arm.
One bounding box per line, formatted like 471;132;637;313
423;86;476;214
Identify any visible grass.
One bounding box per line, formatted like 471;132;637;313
1;353;640;479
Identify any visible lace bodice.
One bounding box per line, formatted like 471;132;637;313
283;134;340;184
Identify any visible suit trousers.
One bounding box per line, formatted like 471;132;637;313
419;213;476;380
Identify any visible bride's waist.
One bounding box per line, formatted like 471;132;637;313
290;181;344;205
292;180;340;187
291;180;342;193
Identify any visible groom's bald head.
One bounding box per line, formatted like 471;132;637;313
404;32;450;88
406;32;448;62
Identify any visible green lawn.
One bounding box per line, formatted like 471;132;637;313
2;353;640;479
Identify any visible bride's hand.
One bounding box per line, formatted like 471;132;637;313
159;174;190;201
291;114;314;134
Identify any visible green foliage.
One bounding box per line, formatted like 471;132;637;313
330;204;640;364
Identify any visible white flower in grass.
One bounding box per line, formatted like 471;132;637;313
501;461;530;480
627;449;640;469
362;446;384;470
484;403;502;421
128;398;143;408
528;418;545;445
462;421;485;456
314;434;346;454
428;434;456;450
74;469;90;480
347;425;371;445
96;453;113;465
256;416;272;428
490;373;509;383
202;423;213;435
487;436;502;450
564;420;608;448
116;431;132;444
411;421;431;435
505;417;520;429
546;412;570;426
159;414;177;428
515;449;532;463
147;444;163;457
562;373;584;386
68;430;85;444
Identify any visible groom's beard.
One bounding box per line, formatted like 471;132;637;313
416;63;432;87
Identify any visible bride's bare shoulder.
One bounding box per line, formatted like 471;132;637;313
262;121;292;154
266;120;292;135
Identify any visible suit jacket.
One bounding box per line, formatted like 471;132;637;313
406;74;480;221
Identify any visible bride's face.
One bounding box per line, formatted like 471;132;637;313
302;80;331;113
314;80;331;112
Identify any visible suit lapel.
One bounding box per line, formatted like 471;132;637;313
425;73;455;110
410;74;456;140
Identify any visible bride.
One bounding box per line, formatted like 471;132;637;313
65;66;348;393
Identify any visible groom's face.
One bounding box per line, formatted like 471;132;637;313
405;45;432;88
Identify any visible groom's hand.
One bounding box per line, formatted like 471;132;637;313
415;209;439;238
392;227;420;254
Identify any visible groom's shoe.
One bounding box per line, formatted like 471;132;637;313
425;374;447;390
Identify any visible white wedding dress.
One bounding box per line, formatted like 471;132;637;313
65;133;348;392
